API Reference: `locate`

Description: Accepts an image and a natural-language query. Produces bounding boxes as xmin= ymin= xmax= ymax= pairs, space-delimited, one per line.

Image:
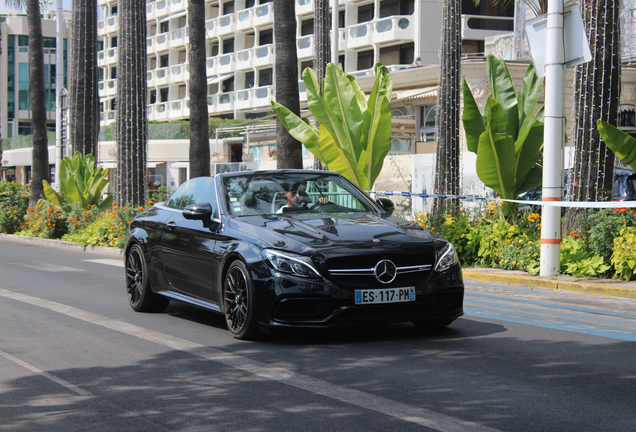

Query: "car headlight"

xmin=435 ymin=243 xmax=459 ymax=272
xmin=262 ymin=249 xmax=322 ymax=278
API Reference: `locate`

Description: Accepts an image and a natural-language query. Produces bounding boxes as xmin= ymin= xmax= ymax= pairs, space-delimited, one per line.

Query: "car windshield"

xmin=222 ymin=172 xmax=376 ymax=216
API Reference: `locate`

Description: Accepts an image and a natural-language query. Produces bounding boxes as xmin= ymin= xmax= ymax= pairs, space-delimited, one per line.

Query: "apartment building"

xmin=92 ymin=0 xmax=514 ymax=188
xmin=0 ymin=10 xmax=71 ymax=183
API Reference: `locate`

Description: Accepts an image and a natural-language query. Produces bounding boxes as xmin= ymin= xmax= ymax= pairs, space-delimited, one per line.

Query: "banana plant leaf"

xmin=597 ymin=120 xmax=636 ymax=171
xmin=476 ymin=97 xmax=517 ymax=201
xmin=517 ymin=63 xmax=544 ymax=137
xmin=514 ymin=117 xmax=544 ymax=192
xmin=487 ymin=55 xmax=519 ymax=142
xmin=316 ymin=124 xmax=368 ymax=189
xmin=461 ymin=77 xmax=485 ymax=153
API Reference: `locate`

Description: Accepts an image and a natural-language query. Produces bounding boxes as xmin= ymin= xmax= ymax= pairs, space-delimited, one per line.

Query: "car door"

xmin=161 ymin=177 xmax=223 ymax=304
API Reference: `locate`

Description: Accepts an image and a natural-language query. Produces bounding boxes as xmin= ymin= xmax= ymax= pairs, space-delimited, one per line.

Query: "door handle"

xmin=167 ymin=221 xmax=177 ymax=231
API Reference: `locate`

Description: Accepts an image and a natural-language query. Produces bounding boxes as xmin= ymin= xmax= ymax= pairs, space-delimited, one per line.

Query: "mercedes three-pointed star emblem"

xmin=373 ymin=259 xmax=397 ymax=284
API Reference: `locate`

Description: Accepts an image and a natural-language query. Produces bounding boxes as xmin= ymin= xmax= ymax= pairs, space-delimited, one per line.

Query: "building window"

xmin=259 ymin=68 xmax=272 ymax=86
xmin=18 ymin=122 xmax=33 ymax=135
xmin=18 ymin=63 xmax=29 ymax=110
xmin=259 ymin=29 xmax=273 ymax=45
xmin=357 ymin=50 xmax=374 ymax=70
xmin=160 ymin=88 xmax=169 ymax=102
xmin=419 ymin=105 xmax=437 ymax=141
xmin=18 ymin=35 xmax=28 ymax=46
xmin=111 ymin=36 xmax=117 ymax=48
xmin=301 ymin=18 xmax=314 ymax=36
xmin=358 ymin=4 xmax=374 ymax=23
xmin=223 ymin=38 xmax=235 ymax=53
xmin=111 ymin=66 xmax=117 ymax=79
xmin=160 ymin=21 xmax=169 ymax=33
xmin=160 ymin=54 xmax=169 ymax=68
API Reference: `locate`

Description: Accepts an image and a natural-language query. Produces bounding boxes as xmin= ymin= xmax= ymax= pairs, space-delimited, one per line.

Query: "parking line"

xmin=0 ymin=287 xmax=501 ymax=432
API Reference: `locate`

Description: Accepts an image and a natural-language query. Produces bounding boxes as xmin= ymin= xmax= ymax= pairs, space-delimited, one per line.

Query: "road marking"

xmin=84 ymin=259 xmax=124 ymax=268
xmin=0 ymin=348 xmax=92 ymax=396
xmin=21 ymin=263 xmax=84 ymax=272
xmin=0 ymin=287 xmax=500 ymax=432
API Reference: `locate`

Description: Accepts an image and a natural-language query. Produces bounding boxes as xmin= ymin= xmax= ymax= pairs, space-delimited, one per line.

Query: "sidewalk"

xmin=463 ymin=268 xmax=636 ymax=300
xmin=2 ymin=233 xmax=636 ymax=300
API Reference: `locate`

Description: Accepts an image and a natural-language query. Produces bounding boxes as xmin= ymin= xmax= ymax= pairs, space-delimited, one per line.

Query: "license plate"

xmin=355 ymin=287 xmax=415 ymax=305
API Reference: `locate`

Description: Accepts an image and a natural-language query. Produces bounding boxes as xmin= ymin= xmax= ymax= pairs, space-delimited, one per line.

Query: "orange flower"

xmin=621 ymin=208 xmax=626 ymax=213
xmin=113 ymin=206 xmax=118 ymax=210
xmin=124 ymin=206 xmax=128 ymax=209
xmin=431 ymin=227 xmax=435 ymax=230
xmin=148 ymin=200 xmax=154 ymax=205
xmin=22 ymin=194 xmax=27 ymax=198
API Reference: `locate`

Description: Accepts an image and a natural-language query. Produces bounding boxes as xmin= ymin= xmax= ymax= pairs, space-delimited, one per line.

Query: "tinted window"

xmin=188 ymin=177 xmax=219 ymax=217
xmin=166 ymin=181 xmax=193 ymax=209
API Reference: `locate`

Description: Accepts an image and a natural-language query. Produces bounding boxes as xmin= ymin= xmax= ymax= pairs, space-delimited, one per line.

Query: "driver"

xmin=277 ymin=182 xmax=309 ymax=213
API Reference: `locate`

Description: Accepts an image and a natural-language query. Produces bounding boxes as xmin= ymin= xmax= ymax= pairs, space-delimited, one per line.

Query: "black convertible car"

xmin=124 ymin=170 xmax=464 ymax=339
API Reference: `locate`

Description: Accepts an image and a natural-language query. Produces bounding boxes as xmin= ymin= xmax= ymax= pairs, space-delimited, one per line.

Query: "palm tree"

xmin=563 ymin=0 xmax=621 ymax=229
xmin=273 ymin=0 xmax=303 ymax=169
xmin=433 ymin=0 xmax=461 ymax=208
xmin=188 ymin=0 xmax=210 ymax=178
xmin=115 ymin=0 xmax=148 ymax=207
xmin=69 ymin=0 xmax=100 ymax=158
xmin=25 ymin=0 xmax=50 ymax=207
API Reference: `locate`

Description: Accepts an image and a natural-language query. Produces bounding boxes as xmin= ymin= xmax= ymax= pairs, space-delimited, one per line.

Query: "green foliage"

xmin=560 ymin=236 xmax=611 ymax=277
xmin=0 ymin=181 xmax=30 ymax=234
xmin=150 ymin=184 xmax=175 ymax=203
xmin=272 ymin=63 xmax=392 ymax=190
xmin=413 ymin=205 xmax=483 ymax=266
xmin=42 ymin=151 xmax=113 ymax=212
xmin=611 ymin=227 xmax=636 ymax=281
xmin=597 ymin=120 xmax=636 ymax=171
xmin=462 ymin=55 xmax=544 ymax=217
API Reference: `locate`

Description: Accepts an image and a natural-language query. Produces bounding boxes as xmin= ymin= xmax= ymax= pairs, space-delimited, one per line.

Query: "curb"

xmin=463 ymin=269 xmax=636 ymax=300
xmin=0 ymin=233 xmax=123 ymax=258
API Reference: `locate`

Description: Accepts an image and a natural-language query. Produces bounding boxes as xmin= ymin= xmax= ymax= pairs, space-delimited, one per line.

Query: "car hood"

xmin=227 ymin=212 xmax=435 ymax=254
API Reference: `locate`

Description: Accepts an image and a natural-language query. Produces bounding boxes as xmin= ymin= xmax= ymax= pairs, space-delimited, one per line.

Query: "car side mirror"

xmin=183 ymin=203 xmax=215 ymax=228
xmin=376 ymin=198 xmax=395 ymax=215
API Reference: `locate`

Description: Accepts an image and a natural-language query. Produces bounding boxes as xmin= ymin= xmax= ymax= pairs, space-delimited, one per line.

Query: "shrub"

xmin=0 ymin=181 xmax=30 ymax=234
xmin=500 ymin=237 xmax=540 ymax=274
xmin=560 ymin=235 xmax=611 ymax=278
xmin=611 ymin=227 xmax=636 ymax=281
xmin=21 ymin=200 xmax=69 ymax=239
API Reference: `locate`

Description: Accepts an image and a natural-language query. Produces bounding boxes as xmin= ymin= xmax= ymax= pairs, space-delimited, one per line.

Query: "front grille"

xmin=323 ymin=253 xmax=434 ymax=287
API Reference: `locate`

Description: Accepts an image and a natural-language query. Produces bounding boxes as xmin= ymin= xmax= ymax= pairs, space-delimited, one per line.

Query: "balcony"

xmin=146 ymin=3 xmax=154 ymax=20
xmin=171 ymin=28 xmax=187 ymax=45
xmin=254 ymin=4 xmax=273 ymax=26
xmin=206 ymin=57 xmax=217 ymax=76
xmin=297 ymin=35 xmax=314 ymax=58
xmin=105 ymin=79 xmax=117 ymax=96
xmin=296 ymin=0 xmax=314 ymax=16
xmin=348 ymin=22 xmax=374 ymax=49
xmin=217 ymin=53 xmax=235 ymax=74
xmin=98 ymin=20 xmax=107 ymax=36
xmin=107 ymin=16 xmax=118 ymax=32
xmin=170 ymin=64 xmax=188 ymax=82
xmin=461 ymin=14 xmax=514 ymax=40
xmin=234 ymin=85 xmax=274 ymax=110
xmin=154 ymin=33 xmax=170 ymax=52
xmin=373 ymin=16 xmax=413 ymax=44
xmin=235 ymin=44 xmax=274 ymax=70
xmin=155 ymin=0 xmax=168 ymax=18
xmin=153 ymin=67 xmax=171 ymax=86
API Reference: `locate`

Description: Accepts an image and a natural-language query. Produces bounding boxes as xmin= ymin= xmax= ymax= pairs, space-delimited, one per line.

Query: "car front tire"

xmin=125 ymin=243 xmax=169 ymax=312
xmin=223 ymin=260 xmax=260 ymax=340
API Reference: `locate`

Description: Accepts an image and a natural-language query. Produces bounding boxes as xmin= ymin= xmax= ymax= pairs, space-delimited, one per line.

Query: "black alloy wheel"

xmin=125 ymin=244 xmax=169 ymax=312
xmin=223 ymin=260 xmax=260 ymax=340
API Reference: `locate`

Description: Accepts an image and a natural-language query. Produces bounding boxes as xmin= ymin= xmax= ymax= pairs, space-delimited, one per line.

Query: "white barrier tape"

xmin=367 ymin=191 xmax=636 ymax=209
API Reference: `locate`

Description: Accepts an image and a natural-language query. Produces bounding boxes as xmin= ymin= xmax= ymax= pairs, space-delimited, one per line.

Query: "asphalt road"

xmin=0 ymin=239 xmax=635 ymax=432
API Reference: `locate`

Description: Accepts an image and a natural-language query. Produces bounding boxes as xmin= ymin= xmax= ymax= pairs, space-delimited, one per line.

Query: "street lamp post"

xmin=540 ymin=0 xmax=566 ymax=276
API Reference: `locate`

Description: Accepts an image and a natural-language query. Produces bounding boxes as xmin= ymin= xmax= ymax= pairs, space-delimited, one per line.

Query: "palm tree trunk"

xmin=116 ymin=0 xmax=148 ymax=207
xmin=274 ymin=0 xmax=303 ymax=169
xmin=564 ymin=0 xmax=620 ymax=231
xmin=188 ymin=0 xmax=210 ymax=178
xmin=70 ymin=0 xmax=100 ymax=157
xmin=434 ymin=0 xmax=462 ymax=210
xmin=27 ymin=0 xmax=50 ymax=206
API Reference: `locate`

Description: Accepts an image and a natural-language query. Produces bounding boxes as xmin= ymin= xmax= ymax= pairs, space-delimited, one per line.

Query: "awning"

xmin=391 ymin=87 xmax=438 ymax=104
xmin=207 ymin=74 xmax=233 ymax=85
xmin=168 ymin=10 xmax=187 ymax=20
xmin=170 ymin=162 xmax=190 ymax=168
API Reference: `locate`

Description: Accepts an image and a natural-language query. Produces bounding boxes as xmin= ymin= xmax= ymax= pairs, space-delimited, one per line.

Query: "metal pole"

xmin=540 ymin=0 xmax=565 ymax=276
xmin=54 ymin=0 xmax=63 ymax=188
xmin=331 ymin=0 xmax=338 ymax=65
